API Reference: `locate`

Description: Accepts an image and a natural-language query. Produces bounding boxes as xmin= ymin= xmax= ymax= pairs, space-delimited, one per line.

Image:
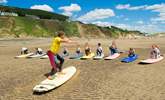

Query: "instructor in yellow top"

xmin=47 ymin=31 xmax=75 ymax=77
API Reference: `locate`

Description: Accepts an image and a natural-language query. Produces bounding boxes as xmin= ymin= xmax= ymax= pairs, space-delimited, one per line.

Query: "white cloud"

xmin=77 ymin=8 xmax=115 ymax=22
xmin=59 ymin=4 xmax=81 ymax=16
xmin=62 ymin=12 xmax=72 ymax=17
xmin=146 ymin=3 xmax=165 ymax=22
xmin=116 ymin=4 xmax=130 ymax=10
xmin=92 ymin=21 xmax=112 ymax=27
xmin=0 ymin=0 xmax=7 ymax=3
xmin=92 ymin=21 xmax=165 ymax=33
xmin=145 ymin=3 xmax=165 ymax=12
xmin=116 ymin=3 xmax=165 ymax=22
xmin=116 ymin=4 xmax=146 ymax=10
xmin=59 ymin=4 xmax=81 ymax=12
xmin=30 ymin=4 xmax=54 ymax=12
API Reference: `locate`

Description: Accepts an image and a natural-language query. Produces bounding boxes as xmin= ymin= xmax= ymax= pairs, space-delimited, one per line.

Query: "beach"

xmin=0 ymin=37 xmax=165 ymax=100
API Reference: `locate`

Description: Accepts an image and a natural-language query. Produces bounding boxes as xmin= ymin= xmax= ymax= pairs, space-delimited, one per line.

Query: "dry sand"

xmin=0 ymin=37 xmax=165 ymax=100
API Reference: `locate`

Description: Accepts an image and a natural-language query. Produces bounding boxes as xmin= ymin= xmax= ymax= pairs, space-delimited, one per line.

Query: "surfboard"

xmin=15 ymin=53 xmax=34 ymax=58
xmin=27 ymin=53 xmax=46 ymax=58
xmin=33 ymin=66 xmax=76 ymax=93
xmin=121 ymin=54 xmax=138 ymax=63
xmin=69 ymin=53 xmax=83 ymax=59
xmin=104 ymin=53 xmax=120 ymax=60
xmin=93 ymin=54 xmax=104 ymax=60
xmin=81 ymin=53 xmax=95 ymax=60
xmin=139 ymin=56 xmax=164 ymax=64
xmin=40 ymin=55 xmax=48 ymax=59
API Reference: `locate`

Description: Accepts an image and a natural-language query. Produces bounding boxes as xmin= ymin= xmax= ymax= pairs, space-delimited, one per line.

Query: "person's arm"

xmin=61 ymin=38 xmax=77 ymax=44
xmin=60 ymin=38 xmax=70 ymax=43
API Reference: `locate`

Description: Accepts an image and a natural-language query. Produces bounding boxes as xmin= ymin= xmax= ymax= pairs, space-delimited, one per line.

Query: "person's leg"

xmin=56 ymin=54 xmax=64 ymax=72
xmin=97 ymin=49 xmax=102 ymax=56
xmin=47 ymin=51 xmax=57 ymax=71
xmin=39 ymin=51 xmax=43 ymax=55
xmin=110 ymin=48 xmax=114 ymax=55
xmin=85 ymin=49 xmax=88 ymax=56
xmin=21 ymin=51 xmax=23 ymax=55
xmin=24 ymin=49 xmax=28 ymax=54
xmin=99 ymin=50 xmax=102 ymax=56
xmin=114 ymin=48 xmax=118 ymax=53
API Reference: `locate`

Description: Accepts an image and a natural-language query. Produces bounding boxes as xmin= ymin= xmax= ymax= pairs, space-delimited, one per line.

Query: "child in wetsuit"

xmin=109 ymin=41 xmax=118 ymax=55
xmin=85 ymin=42 xmax=91 ymax=56
xmin=150 ymin=44 xmax=161 ymax=59
xmin=128 ymin=48 xmax=135 ymax=57
xmin=76 ymin=45 xmax=81 ymax=55
xmin=21 ymin=47 xmax=29 ymax=54
xmin=35 ymin=48 xmax=43 ymax=55
xmin=96 ymin=43 xmax=103 ymax=56
xmin=62 ymin=47 xmax=69 ymax=57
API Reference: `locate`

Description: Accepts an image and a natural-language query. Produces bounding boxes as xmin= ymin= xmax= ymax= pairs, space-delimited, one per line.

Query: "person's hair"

xmin=57 ymin=31 xmax=65 ymax=37
xmin=130 ymin=48 xmax=133 ymax=50
xmin=98 ymin=43 xmax=101 ymax=46
xmin=152 ymin=44 xmax=159 ymax=49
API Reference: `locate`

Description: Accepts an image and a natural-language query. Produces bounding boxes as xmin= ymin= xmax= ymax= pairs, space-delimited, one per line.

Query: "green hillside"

xmin=0 ymin=5 xmax=145 ymax=38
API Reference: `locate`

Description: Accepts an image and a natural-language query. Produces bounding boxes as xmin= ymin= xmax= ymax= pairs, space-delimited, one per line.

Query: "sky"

xmin=0 ymin=0 xmax=165 ymax=33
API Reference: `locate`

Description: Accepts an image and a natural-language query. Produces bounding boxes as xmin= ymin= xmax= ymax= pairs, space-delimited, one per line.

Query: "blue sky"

xmin=0 ymin=0 xmax=165 ymax=33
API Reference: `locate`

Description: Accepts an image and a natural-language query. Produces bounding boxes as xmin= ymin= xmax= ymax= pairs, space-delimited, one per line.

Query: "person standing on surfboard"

xmin=96 ymin=43 xmax=103 ymax=56
xmin=109 ymin=41 xmax=118 ymax=55
xmin=47 ymin=31 xmax=75 ymax=77
xmin=150 ymin=44 xmax=161 ymax=59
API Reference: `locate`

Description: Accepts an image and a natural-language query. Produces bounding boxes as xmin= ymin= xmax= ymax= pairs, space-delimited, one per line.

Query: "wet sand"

xmin=0 ymin=37 xmax=165 ymax=100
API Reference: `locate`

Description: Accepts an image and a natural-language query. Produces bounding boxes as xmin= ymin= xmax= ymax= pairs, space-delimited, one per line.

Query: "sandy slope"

xmin=0 ymin=37 xmax=165 ymax=100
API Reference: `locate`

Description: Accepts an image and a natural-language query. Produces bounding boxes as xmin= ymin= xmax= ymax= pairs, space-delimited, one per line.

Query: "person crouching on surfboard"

xmin=109 ymin=41 xmax=118 ymax=55
xmin=128 ymin=48 xmax=135 ymax=57
xmin=62 ymin=46 xmax=69 ymax=57
xmin=96 ymin=43 xmax=103 ymax=56
xmin=35 ymin=48 xmax=43 ymax=55
xmin=21 ymin=47 xmax=29 ymax=55
xmin=150 ymin=44 xmax=161 ymax=59
xmin=85 ymin=42 xmax=91 ymax=56
xmin=47 ymin=31 xmax=75 ymax=77
xmin=76 ymin=45 xmax=81 ymax=55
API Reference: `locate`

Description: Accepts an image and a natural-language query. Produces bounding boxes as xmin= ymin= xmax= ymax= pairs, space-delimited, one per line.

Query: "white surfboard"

xmin=93 ymin=54 xmax=104 ymax=60
xmin=28 ymin=53 xmax=46 ymax=58
xmin=140 ymin=56 xmax=164 ymax=64
xmin=40 ymin=55 xmax=48 ymax=59
xmin=104 ymin=53 xmax=120 ymax=60
xmin=33 ymin=66 xmax=76 ymax=93
xmin=15 ymin=53 xmax=34 ymax=58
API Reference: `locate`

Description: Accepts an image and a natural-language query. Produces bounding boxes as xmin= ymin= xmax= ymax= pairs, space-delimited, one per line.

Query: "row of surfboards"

xmin=15 ymin=52 xmax=164 ymax=64
xmin=30 ymin=53 xmax=164 ymax=93
xmin=33 ymin=54 xmax=164 ymax=93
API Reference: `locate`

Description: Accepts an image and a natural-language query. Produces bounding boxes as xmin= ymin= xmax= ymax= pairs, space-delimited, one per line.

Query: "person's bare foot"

xmin=47 ymin=75 xmax=53 ymax=80
xmin=47 ymin=75 xmax=56 ymax=80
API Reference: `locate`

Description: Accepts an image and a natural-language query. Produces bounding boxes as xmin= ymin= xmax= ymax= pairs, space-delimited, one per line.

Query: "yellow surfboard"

xmin=81 ymin=53 xmax=95 ymax=60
